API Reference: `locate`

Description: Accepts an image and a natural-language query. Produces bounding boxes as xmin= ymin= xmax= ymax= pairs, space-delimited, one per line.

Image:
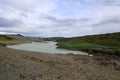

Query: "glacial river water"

xmin=7 ymin=41 xmax=88 ymax=55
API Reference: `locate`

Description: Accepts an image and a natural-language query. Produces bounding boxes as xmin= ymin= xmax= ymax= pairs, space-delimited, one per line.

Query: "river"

xmin=7 ymin=41 xmax=88 ymax=55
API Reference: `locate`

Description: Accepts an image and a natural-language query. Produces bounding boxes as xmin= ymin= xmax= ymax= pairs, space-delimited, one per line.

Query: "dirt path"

xmin=0 ymin=47 xmax=120 ymax=80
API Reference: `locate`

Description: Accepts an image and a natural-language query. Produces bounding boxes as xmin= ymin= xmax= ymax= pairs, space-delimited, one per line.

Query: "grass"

xmin=57 ymin=42 xmax=115 ymax=50
xmin=0 ymin=35 xmax=14 ymax=41
xmin=0 ymin=35 xmax=29 ymax=45
xmin=56 ymin=32 xmax=120 ymax=51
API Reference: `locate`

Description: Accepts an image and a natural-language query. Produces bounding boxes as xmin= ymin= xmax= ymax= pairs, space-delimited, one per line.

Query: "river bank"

xmin=0 ymin=46 xmax=120 ymax=80
xmin=56 ymin=32 xmax=120 ymax=57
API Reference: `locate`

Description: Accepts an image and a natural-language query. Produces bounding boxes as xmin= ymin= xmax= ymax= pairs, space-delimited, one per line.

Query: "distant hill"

xmin=0 ymin=34 xmax=41 ymax=42
xmin=42 ymin=37 xmax=64 ymax=41
xmin=56 ymin=32 xmax=120 ymax=56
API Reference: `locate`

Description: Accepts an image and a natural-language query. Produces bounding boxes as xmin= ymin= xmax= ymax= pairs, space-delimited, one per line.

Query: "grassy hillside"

xmin=0 ymin=34 xmax=43 ymax=46
xmin=0 ymin=34 xmax=41 ymax=41
xmin=56 ymin=32 xmax=120 ymax=52
xmin=0 ymin=35 xmax=14 ymax=41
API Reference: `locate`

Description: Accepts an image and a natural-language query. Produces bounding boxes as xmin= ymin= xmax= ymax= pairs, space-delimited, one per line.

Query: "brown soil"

xmin=0 ymin=47 xmax=120 ymax=80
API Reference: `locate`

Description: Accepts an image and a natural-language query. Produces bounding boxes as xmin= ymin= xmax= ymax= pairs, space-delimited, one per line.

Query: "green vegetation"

xmin=56 ymin=32 xmax=120 ymax=51
xmin=0 ymin=35 xmax=14 ymax=41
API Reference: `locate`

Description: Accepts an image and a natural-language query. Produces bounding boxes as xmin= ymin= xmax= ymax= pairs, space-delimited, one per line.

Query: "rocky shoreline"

xmin=83 ymin=48 xmax=120 ymax=57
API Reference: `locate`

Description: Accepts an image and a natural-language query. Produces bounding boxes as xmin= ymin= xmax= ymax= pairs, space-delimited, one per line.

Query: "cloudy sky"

xmin=0 ymin=0 xmax=120 ymax=37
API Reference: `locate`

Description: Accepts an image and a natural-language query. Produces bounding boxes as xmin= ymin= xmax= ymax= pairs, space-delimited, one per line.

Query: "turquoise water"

xmin=7 ymin=41 xmax=88 ymax=55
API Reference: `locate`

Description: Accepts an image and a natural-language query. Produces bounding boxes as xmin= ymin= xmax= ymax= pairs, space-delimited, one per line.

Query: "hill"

xmin=0 ymin=34 xmax=42 ymax=46
xmin=0 ymin=35 xmax=14 ymax=41
xmin=56 ymin=32 xmax=120 ymax=56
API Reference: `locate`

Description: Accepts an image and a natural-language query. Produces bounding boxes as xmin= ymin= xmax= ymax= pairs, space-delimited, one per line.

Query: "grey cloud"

xmin=17 ymin=12 xmax=29 ymax=18
xmin=103 ymin=0 xmax=120 ymax=6
xmin=92 ymin=26 xmax=120 ymax=35
xmin=0 ymin=0 xmax=39 ymax=11
xmin=93 ymin=17 xmax=120 ymax=26
xmin=86 ymin=0 xmax=120 ymax=6
xmin=0 ymin=30 xmax=43 ymax=37
xmin=40 ymin=15 xmax=90 ymax=27
xmin=0 ymin=17 xmax=22 ymax=27
xmin=42 ymin=15 xmax=90 ymax=22
xmin=54 ymin=18 xmax=90 ymax=27
xmin=42 ymin=16 xmax=57 ymax=21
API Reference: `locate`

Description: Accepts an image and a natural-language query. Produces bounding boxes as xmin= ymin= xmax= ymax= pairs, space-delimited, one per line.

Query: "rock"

xmin=113 ymin=61 xmax=120 ymax=70
xmin=0 ymin=43 xmax=6 ymax=47
xmin=85 ymin=48 xmax=120 ymax=57
xmin=89 ymin=55 xmax=93 ymax=57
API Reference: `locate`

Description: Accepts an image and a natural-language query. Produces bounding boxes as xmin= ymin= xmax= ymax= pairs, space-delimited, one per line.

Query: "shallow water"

xmin=7 ymin=41 xmax=88 ymax=55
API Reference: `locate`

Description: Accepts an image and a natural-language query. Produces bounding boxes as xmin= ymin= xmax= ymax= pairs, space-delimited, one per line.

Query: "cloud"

xmin=39 ymin=15 xmax=90 ymax=27
xmin=93 ymin=16 xmax=120 ymax=26
xmin=0 ymin=0 xmax=41 ymax=10
xmin=91 ymin=16 xmax=120 ymax=34
xmin=0 ymin=0 xmax=56 ymax=14
xmin=86 ymin=0 xmax=120 ymax=6
xmin=0 ymin=17 xmax=22 ymax=27
xmin=0 ymin=0 xmax=120 ymax=37
xmin=92 ymin=25 xmax=120 ymax=34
